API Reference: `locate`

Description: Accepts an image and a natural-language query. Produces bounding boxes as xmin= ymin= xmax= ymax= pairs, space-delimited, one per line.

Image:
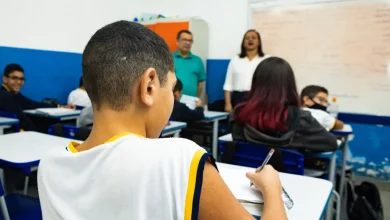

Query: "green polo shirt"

xmin=173 ymin=51 xmax=206 ymax=97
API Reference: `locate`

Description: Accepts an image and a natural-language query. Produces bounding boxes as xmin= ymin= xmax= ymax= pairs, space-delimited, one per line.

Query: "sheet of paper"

xmin=180 ymin=94 xmax=199 ymax=110
xmin=36 ymin=108 xmax=76 ymax=115
xmin=219 ymin=167 xmax=264 ymax=203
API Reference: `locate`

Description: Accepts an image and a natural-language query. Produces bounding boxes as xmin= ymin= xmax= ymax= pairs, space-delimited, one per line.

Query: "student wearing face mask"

xmin=301 ymin=85 xmax=344 ymax=131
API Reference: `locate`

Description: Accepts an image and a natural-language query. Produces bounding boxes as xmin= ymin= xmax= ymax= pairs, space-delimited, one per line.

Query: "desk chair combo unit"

xmin=218 ymin=138 xmax=341 ymax=220
xmin=0 ymin=111 xmax=20 ymax=135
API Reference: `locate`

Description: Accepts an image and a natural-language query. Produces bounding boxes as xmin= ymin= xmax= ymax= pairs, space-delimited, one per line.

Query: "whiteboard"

xmin=250 ymin=0 xmax=390 ymax=116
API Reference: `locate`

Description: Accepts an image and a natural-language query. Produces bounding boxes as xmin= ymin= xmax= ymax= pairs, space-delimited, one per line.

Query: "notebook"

xmin=180 ymin=94 xmax=199 ymax=110
xmin=218 ymin=165 xmax=294 ymax=210
xmin=36 ymin=108 xmax=76 ymax=116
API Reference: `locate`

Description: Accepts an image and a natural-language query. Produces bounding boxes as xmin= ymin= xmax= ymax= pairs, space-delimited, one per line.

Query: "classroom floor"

xmin=20 ymin=175 xmax=390 ymax=219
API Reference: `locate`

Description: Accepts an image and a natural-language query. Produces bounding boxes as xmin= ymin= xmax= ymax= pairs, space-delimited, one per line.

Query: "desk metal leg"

xmin=338 ymin=137 xmax=348 ymax=199
xmin=326 ymin=153 xmax=337 ymax=220
xmin=23 ymin=176 xmax=29 ymax=195
xmin=173 ymin=130 xmax=180 ymax=137
xmin=212 ymin=120 xmax=219 ymax=159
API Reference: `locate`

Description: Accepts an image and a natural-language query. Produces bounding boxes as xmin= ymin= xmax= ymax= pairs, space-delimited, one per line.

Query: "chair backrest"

xmin=219 ymin=141 xmax=304 ymax=175
xmin=48 ymin=124 xmax=91 ymax=141
xmin=0 ymin=111 xmax=20 ymax=132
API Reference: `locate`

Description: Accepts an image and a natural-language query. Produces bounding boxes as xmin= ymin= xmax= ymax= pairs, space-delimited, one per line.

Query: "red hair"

xmin=234 ymin=57 xmax=299 ymax=133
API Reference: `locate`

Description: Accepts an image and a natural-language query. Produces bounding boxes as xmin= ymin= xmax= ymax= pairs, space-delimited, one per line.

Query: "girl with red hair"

xmin=230 ymin=57 xmax=337 ymax=171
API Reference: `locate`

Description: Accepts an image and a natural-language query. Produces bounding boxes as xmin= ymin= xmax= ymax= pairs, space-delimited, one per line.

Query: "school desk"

xmin=203 ymin=111 xmax=229 ymax=158
xmin=161 ymin=121 xmax=187 ymax=137
xmin=23 ymin=109 xmax=81 ymax=121
xmin=331 ymin=124 xmax=353 ymax=200
xmin=0 ymin=117 xmax=19 ymax=135
xmin=217 ymin=162 xmax=333 ymax=220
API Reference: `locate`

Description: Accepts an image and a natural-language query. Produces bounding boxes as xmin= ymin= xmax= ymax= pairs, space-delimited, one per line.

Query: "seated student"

xmin=300 ymin=85 xmax=344 ymax=130
xmin=67 ymin=76 xmax=91 ymax=107
xmin=171 ymin=79 xmax=204 ymax=123
xmin=0 ymin=64 xmax=73 ymax=131
xmin=38 ymin=21 xmax=287 ymax=220
xmin=76 ymin=105 xmax=93 ymax=127
xmin=230 ymin=57 xmax=337 ymax=170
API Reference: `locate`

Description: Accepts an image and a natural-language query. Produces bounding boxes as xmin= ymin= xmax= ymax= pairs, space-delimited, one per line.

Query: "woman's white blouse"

xmin=223 ymin=54 xmax=271 ymax=92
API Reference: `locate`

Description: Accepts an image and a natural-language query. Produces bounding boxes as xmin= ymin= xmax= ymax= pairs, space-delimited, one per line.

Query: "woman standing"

xmin=223 ymin=29 xmax=270 ymax=113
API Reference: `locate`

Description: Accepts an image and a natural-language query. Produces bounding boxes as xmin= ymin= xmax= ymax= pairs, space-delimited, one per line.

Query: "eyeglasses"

xmin=180 ymin=38 xmax=193 ymax=43
xmin=7 ymin=76 xmax=25 ymax=81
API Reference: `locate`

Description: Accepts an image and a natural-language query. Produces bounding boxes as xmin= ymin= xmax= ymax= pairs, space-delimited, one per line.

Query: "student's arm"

xmin=199 ymin=162 xmax=287 ymax=220
xmin=299 ymin=111 xmax=338 ymax=152
xmin=332 ymin=119 xmax=344 ymax=130
xmin=197 ymin=59 xmax=207 ymax=98
xmin=223 ymin=59 xmax=234 ymax=112
xmin=173 ymin=101 xmax=204 ymax=122
xmin=20 ymin=94 xmax=57 ymax=110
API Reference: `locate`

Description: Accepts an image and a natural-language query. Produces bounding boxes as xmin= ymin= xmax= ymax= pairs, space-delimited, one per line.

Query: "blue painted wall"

xmin=0 ymin=46 xmax=82 ymax=104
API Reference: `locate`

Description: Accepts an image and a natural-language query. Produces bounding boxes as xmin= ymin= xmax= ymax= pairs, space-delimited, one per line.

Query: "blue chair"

xmin=219 ymin=141 xmax=304 ymax=175
xmin=0 ymin=178 xmax=42 ymax=220
xmin=0 ymin=111 xmax=20 ymax=132
xmin=48 ymin=124 xmax=91 ymax=141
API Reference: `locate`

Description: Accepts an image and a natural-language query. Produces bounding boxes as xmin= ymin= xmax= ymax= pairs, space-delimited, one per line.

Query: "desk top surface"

xmin=23 ymin=109 xmax=81 ymax=118
xmin=204 ymin=111 xmax=229 ymax=120
xmin=0 ymin=132 xmax=75 ymax=166
xmin=217 ymin=162 xmax=332 ymax=220
xmin=0 ymin=117 xmax=19 ymax=126
xmin=331 ymin=124 xmax=353 ymax=135
xmin=163 ymin=121 xmax=187 ymax=133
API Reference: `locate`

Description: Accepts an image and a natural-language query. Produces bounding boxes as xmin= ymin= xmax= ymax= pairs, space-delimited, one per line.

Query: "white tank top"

xmin=38 ymin=133 xmax=213 ymax=220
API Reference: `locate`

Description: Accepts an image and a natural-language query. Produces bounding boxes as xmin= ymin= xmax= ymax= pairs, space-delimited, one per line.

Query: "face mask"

xmin=309 ymin=102 xmax=328 ymax=112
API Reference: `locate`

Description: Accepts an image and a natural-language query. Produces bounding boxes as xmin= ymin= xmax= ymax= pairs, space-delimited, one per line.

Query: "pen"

xmin=250 ymin=149 xmax=275 ymax=187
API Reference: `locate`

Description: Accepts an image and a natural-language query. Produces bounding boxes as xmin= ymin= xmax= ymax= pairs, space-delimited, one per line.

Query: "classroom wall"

xmin=0 ymin=0 xmax=249 ymax=103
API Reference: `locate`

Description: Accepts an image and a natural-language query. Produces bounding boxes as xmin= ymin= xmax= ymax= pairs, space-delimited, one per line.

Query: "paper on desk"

xmin=180 ymin=95 xmax=199 ymax=110
xmin=219 ymin=166 xmax=294 ymax=210
xmin=219 ymin=168 xmax=264 ymax=203
xmin=36 ymin=108 xmax=75 ymax=115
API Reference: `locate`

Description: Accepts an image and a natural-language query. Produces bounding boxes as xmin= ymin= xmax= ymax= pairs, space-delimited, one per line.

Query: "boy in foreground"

xmin=301 ymin=85 xmax=344 ymax=131
xmin=38 ymin=21 xmax=287 ymax=220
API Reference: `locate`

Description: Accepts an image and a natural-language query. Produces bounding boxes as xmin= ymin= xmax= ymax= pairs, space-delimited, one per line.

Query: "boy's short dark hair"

xmin=82 ymin=20 xmax=174 ymax=110
xmin=79 ymin=77 xmax=83 ymax=87
xmin=176 ymin=30 xmax=192 ymax=40
xmin=173 ymin=79 xmax=183 ymax=92
xmin=300 ymin=85 xmax=329 ymax=103
xmin=4 ymin=64 xmax=24 ymax=77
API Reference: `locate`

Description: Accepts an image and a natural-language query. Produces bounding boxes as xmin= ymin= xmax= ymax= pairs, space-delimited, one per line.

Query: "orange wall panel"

xmin=153 ymin=22 xmax=189 ymax=52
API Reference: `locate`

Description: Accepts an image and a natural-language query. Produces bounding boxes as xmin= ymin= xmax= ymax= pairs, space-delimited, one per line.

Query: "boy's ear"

xmin=302 ymin=96 xmax=311 ymax=105
xmin=139 ymin=68 xmax=158 ymax=107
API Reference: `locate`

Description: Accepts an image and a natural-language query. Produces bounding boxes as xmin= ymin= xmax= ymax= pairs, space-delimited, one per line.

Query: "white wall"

xmin=0 ymin=0 xmax=249 ymax=59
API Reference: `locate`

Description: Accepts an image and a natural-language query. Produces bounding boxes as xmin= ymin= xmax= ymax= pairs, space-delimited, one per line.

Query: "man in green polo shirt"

xmin=173 ymin=30 xmax=206 ymax=98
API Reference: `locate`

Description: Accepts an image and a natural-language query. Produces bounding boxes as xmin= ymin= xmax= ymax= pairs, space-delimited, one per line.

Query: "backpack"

xmin=340 ymin=172 xmax=384 ymax=220
xmin=347 ymin=181 xmax=384 ymax=220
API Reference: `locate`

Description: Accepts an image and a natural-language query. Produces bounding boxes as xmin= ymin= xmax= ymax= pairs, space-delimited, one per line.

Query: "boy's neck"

xmin=77 ymin=109 xmax=147 ymax=152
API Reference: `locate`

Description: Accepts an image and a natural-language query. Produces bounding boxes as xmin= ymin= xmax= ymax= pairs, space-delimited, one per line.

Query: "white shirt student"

xmin=67 ymin=77 xmax=91 ymax=107
xmin=302 ymin=107 xmax=336 ymax=131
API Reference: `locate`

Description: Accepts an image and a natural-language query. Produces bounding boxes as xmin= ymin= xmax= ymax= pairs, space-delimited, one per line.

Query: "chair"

xmin=219 ymin=141 xmax=304 ymax=175
xmin=0 ymin=111 xmax=20 ymax=132
xmin=0 ymin=172 xmax=42 ymax=220
xmin=48 ymin=124 xmax=91 ymax=141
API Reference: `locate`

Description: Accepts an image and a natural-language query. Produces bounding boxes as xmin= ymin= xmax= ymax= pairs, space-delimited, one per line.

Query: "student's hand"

xmin=224 ymin=102 xmax=233 ymax=113
xmin=61 ymin=104 xmax=76 ymax=110
xmin=246 ymin=165 xmax=282 ymax=197
xmin=196 ymin=99 xmax=203 ymax=107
